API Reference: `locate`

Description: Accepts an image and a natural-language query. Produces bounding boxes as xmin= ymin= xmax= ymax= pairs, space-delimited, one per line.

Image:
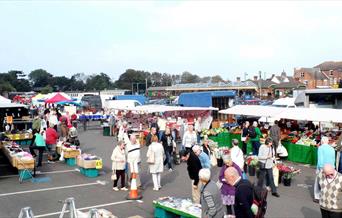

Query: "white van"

xmin=104 ymin=99 xmax=142 ymax=110
xmin=272 ymin=97 xmax=297 ymax=108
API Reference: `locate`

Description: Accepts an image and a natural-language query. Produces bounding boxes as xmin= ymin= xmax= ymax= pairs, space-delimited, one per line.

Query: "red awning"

xmin=45 ymin=93 xmax=71 ymax=104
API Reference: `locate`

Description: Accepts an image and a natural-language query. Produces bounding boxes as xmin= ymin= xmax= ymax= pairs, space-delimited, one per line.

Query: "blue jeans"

xmin=251 ymin=141 xmax=261 ymax=155
xmin=163 ymin=147 xmax=173 ymax=169
xmin=158 ymin=131 xmax=164 ymax=140
xmin=258 ymin=168 xmax=277 ymax=193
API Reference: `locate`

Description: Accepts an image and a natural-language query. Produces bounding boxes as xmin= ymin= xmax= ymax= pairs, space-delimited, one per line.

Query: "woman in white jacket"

xmin=124 ymin=134 xmax=141 ymax=187
xmin=111 ymin=141 xmax=128 ymax=191
xmin=147 ymin=136 xmax=164 ymax=191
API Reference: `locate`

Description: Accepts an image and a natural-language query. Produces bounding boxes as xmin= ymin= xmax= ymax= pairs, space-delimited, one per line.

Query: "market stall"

xmin=219 ymin=105 xmax=342 ymax=166
xmin=0 ymin=141 xmax=35 ymax=179
xmin=154 ymin=197 xmax=201 ymax=218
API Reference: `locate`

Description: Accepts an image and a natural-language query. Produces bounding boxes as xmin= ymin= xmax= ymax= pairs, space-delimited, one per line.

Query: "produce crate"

xmin=77 ymin=157 xmax=102 ymax=169
xmin=65 ymin=158 xmax=77 ymax=166
xmin=80 ymin=167 xmax=99 ymax=178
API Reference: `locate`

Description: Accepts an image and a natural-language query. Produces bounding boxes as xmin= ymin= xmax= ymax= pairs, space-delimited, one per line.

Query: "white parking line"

xmin=0 ymin=169 xmax=78 ymax=179
xmin=0 ymin=181 xmax=105 ymax=197
xmin=34 ymin=200 xmax=133 ymax=217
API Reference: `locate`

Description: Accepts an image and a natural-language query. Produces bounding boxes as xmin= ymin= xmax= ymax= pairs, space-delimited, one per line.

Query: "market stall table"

xmin=153 ymin=197 xmax=201 ymax=218
xmin=281 ymin=141 xmax=317 ymax=166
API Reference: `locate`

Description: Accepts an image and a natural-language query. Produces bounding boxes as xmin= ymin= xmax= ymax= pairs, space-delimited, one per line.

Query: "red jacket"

xmin=46 ymin=127 xmax=58 ymax=145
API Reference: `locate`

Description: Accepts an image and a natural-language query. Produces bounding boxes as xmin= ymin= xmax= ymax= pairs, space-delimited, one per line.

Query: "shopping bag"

xmin=111 ymin=170 xmax=117 ymax=180
xmin=59 ymin=150 xmax=64 ymax=161
xmin=210 ymin=153 xmax=217 ymax=167
xmin=277 ymin=142 xmax=288 ymax=157
xmin=273 ymin=166 xmax=279 ymax=187
xmin=147 ymin=150 xmax=155 ymax=164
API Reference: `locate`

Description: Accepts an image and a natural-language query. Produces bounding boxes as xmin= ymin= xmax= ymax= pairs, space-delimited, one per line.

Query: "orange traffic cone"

xmin=126 ymin=172 xmax=142 ymax=200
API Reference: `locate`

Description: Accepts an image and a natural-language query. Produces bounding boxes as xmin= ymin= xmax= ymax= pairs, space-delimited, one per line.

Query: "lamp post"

xmin=259 ymin=71 xmax=262 ymax=99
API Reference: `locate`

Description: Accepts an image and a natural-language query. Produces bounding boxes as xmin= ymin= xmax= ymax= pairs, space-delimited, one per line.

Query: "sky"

xmin=1 ymin=1 xmax=342 ymax=81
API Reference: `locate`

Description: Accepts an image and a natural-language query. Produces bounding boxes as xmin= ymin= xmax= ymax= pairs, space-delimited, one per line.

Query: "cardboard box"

xmin=63 ymin=149 xmax=80 ymax=158
xmin=14 ymin=157 xmax=35 ymax=169
xmin=77 ymin=158 xmax=101 ymax=169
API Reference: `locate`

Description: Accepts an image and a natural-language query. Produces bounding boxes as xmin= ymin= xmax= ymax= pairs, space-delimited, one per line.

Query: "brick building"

xmin=294 ymin=61 xmax=342 ymax=89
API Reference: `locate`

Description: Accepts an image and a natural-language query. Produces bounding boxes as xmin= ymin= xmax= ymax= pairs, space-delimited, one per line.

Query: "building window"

xmin=330 ymin=71 xmax=334 ymax=76
xmin=301 ymin=72 xmax=305 ymax=77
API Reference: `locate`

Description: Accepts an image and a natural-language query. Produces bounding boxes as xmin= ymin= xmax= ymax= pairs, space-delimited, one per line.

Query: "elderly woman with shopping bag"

xmin=146 ymin=136 xmax=164 ymax=191
xmin=111 ymin=140 xmax=128 ymax=191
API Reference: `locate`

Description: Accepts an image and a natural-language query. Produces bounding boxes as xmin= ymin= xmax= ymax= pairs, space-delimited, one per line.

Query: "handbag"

xmin=111 ymin=170 xmax=117 ymax=180
xmin=147 ymin=149 xmax=155 ymax=164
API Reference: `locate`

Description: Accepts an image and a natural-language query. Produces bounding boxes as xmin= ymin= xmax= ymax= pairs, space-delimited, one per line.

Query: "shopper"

xmin=145 ymin=127 xmax=157 ymax=147
xmin=269 ymin=120 xmax=281 ymax=155
xmin=161 ymin=127 xmax=176 ymax=172
xmin=201 ymin=137 xmax=211 ymax=157
xmin=182 ymin=124 xmax=197 ymax=152
xmin=224 ymin=167 xmax=254 ymax=218
xmin=147 ymin=136 xmax=164 ymax=191
xmin=45 ymin=122 xmax=58 ymax=161
xmin=249 ymin=121 xmax=262 ymax=155
xmin=32 ymin=112 xmax=42 ymax=133
xmin=49 ymin=110 xmax=59 ymax=131
xmin=193 ymin=145 xmax=211 ymax=169
xmin=111 ymin=140 xmax=128 ymax=191
xmin=199 ymin=168 xmax=225 ymax=218
xmin=108 ymin=113 xmax=116 ymax=137
xmin=195 ymin=117 xmax=203 ymax=143
xmin=314 ymin=136 xmax=336 ymax=202
xmin=318 ymin=164 xmax=342 ymax=218
xmin=219 ymin=155 xmax=242 ymax=215
xmin=125 ymin=134 xmax=141 ymax=188
xmin=29 ymin=130 xmax=46 ymax=167
xmin=230 ymin=139 xmax=244 ymax=171
xmin=258 ymin=138 xmax=280 ymax=197
xmin=180 ymin=149 xmax=202 ymax=204
xmin=241 ymin=121 xmax=250 ymax=155
xmin=59 ymin=115 xmax=69 ymax=141
xmin=118 ymin=121 xmax=128 ymax=141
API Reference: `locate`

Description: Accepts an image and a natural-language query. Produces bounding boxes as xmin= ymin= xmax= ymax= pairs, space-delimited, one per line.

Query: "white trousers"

xmin=152 ymin=173 xmax=161 ymax=190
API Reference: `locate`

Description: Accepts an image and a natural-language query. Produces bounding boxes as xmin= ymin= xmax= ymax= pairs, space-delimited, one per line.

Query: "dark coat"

xmin=234 ymin=179 xmax=254 ymax=218
xmin=187 ymin=151 xmax=202 ymax=186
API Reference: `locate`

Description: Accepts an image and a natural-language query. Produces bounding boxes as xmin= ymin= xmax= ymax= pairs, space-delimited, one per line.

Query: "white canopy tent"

xmin=219 ymin=105 xmax=285 ymax=118
xmin=109 ymin=105 xmax=218 ymax=113
xmin=0 ymin=96 xmax=11 ymax=104
xmin=0 ymin=102 xmax=27 ymax=108
xmin=219 ymin=105 xmax=342 ymax=123
xmin=274 ymin=107 xmax=342 ymax=123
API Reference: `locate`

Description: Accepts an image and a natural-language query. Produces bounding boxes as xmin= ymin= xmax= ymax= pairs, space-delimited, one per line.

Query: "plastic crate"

xmin=80 ymin=168 xmax=99 ymax=178
xmin=65 ymin=158 xmax=76 ymax=166
xmin=19 ymin=170 xmax=32 ymax=181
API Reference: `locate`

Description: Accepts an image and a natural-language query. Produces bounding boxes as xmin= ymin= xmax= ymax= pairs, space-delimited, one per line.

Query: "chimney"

xmin=236 ymin=77 xmax=241 ymax=82
xmin=253 ymin=76 xmax=258 ymax=81
xmin=281 ymin=71 xmax=286 ymax=77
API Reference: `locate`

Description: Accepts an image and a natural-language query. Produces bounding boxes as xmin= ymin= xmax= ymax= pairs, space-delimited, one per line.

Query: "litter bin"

xmin=103 ymin=126 xmax=110 ymax=136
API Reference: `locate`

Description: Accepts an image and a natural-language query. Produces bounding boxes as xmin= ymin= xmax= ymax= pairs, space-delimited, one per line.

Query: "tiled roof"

xmin=315 ymin=61 xmax=342 ymax=71
xmin=272 ymin=82 xmax=306 ymax=89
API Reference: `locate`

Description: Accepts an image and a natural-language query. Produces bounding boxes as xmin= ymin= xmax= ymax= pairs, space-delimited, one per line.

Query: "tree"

xmin=180 ymin=71 xmax=201 ymax=83
xmin=150 ymin=72 xmax=163 ymax=86
xmin=200 ymin=76 xmax=211 ymax=83
xmin=161 ymin=73 xmax=172 ymax=86
xmin=85 ymin=73 xmax=113 ymax=91
xmin=41 ymin=85 xmax=53 ymax=94
xmin=0 ymin=71 xmax=31 ymax=92
xmin=52 ymin=76 xmax=72 ymax=91
xmin=211 ymin=75 xmax=225 ymax=83
xmin=70 ymin=73 xmax=86 ymax=91
xmin=29 ymin=69 xmax=53 ymax=88
xmin=0 ymin=81 xmax=15 ymax=94
xmin=114 ymin=69 xmax=150 ymax=90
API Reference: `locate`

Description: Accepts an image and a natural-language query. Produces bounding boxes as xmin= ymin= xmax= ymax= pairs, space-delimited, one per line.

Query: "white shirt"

xmin=49 ymin=115 xmax=58 ymax=126
xmin=231 ymin=146 xmax=244 ymax=170
xmin=182 ymin=131 xmax=197 ymax=148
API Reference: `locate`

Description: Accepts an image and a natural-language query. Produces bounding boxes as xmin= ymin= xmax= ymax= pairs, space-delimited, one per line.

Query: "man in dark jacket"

xmin=145 ymin=127 xmax=157 ymax=147
xmin=180 ymin=149 xmax=202 ymax=204
xmin=225 ymin=167 xmax=254 ymax=218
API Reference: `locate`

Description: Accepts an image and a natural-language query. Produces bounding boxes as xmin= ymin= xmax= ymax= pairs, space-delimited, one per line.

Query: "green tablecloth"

xmin=281 ymin=141 xmax=317 ymax=166
xmin=209 ymin=132 xmax=253 ymax=154
xmin=209 ymin=133 xmax=317 ymax=165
